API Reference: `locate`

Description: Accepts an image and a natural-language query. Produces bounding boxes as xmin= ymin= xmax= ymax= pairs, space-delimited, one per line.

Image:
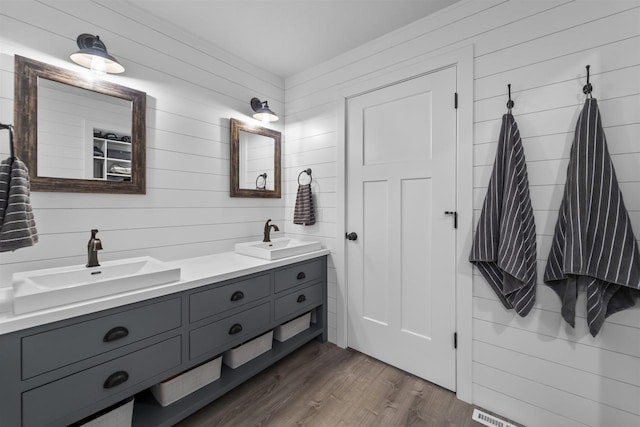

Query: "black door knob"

xmin=346 ymin=232 xmax=358 ymax=241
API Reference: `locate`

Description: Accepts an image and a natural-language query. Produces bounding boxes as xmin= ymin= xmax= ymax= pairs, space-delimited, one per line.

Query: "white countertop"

xmin=0 ymin=249 xmax=330 ymax=335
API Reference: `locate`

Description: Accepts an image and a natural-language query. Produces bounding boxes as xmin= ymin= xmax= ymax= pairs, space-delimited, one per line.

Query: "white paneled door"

xmin=346 ymin=66 xmax=457 ymax=391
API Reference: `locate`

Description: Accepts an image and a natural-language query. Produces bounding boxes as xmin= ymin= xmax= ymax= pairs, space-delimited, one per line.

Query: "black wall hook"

xmin=506 ymin=84 xmax=514 ymax=111
xmin=583 ymin=65 xmax=593 ymax=96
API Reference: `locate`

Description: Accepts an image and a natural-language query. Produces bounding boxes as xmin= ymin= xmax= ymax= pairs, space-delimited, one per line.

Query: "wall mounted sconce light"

xmin=250 ymin=97 xmax=278 ymax=122
xmin=70 ymin=33 xmax=124 ymax=75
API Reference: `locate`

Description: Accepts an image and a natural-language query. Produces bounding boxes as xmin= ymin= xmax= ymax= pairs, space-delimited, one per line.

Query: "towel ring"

xmin=298 ymin=168 xmax=312 ymax=185
xmin=256 ymin=172 xmax=267 ymax=190
xmin=0 ymin=123 xmax=14 ymax=160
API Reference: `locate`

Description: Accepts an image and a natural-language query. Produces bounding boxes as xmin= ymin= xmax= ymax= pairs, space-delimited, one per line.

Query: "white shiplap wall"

xmin=0 ymin=0 xmax=285 ymax=285
xmin=284 ymin=1 xmax=640 ymax=426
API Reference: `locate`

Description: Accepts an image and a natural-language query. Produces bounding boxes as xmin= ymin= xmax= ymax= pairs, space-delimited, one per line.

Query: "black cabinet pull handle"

xmin=228 ymin=323 xmax=243 ymax=335
xmin=103 ymin=371 xmax=129 ymax=389
xmin=230 ymin=291 xmax=245 ymax=301
xmin=297 ymin=272 xmax=306 ymax=280
xmin=297 ymin=294 xmax=306 ymax=303
xmin=103 ymin=326 xmax=129 ymax=342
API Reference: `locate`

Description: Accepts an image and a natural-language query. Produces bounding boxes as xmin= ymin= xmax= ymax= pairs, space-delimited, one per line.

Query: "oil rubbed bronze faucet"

xmin=263 ymin=219 xmax=279 ymax=243
xmin=87 ymin=229 xmax=103 ymax=267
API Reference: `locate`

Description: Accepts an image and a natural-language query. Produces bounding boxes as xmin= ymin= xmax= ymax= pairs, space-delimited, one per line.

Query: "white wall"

xmin=0 ymin=0 xmax=285 ymax=285
xmin=284 ymin=1 xmax=640 ymax=426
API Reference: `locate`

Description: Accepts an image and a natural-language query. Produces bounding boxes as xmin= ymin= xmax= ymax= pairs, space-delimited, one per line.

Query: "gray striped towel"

xmin=470 ymin=113 xmax=537 ymax=316
xmin=293 ymin=184 xmax=315 ymax=225
xmin=544 ymin=98 xmax=640 ymax=336
xmin=0 ymin=157 xmax=38 ymax=252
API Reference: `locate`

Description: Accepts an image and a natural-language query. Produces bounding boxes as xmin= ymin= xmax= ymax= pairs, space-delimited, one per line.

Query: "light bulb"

xmin=90 ymin=56 xmax=106 ymax=76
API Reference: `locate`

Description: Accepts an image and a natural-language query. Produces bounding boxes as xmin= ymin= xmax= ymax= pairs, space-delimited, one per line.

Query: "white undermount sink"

xmin=12 ymin=256 xmax=181 ymax=314
xmin=235 ymin=238 xmax=322 ymax=260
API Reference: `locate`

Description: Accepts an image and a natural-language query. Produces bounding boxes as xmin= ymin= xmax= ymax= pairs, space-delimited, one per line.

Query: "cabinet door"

xmin=189 ymin=274 xmax=270 ymax=323
xmin=22 ymin=336 xmax=181 ymax=427
xmin=189 ymin=303 xmax=270 ymax=360
xmin=274 ymin=259 xmax=324 ymax=293
xmin=22 ymin=298 xmax=181 ymax=379
xmin=274 ymin=282 xmax=323 ymax=322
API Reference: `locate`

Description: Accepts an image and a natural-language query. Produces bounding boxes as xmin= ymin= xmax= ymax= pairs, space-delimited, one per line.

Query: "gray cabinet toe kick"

xmin=0 ymin=255 xmax=327 ymax=427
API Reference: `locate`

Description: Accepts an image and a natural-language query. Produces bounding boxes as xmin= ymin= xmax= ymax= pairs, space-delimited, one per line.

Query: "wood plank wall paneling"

xmin=0 ymin=0 xmax=285 ymax=284
xmin=1 ymin=0 xmax=639 ymax=424
xmin=283 ymin=0 xmax=640 ymax=426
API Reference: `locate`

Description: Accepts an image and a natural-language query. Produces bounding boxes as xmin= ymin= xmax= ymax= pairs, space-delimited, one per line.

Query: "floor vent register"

xmin=472 ymin=409 xmax=518 ymax=427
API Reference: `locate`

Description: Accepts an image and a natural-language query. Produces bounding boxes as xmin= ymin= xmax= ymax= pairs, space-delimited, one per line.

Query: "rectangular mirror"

xmin=230 ymin=118 xmax=281 ymax=198
xmin=14 ymin=55 xmax=146 ymax=194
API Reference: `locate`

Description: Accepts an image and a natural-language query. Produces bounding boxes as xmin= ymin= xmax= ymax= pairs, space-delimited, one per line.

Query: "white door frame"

xmin=334 ymin=44 xmax=474 ymax=402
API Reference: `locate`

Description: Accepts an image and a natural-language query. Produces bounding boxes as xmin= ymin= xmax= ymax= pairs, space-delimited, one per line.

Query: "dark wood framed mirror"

xmin=14 ymin=55 xmax=146 ymax=194
xmin=230 ymin=118 xmax=281 ymax=198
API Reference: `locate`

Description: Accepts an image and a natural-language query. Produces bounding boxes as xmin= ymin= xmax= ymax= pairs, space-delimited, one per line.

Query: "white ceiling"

xmin=121 ymin=0 xmax=461 ymax=79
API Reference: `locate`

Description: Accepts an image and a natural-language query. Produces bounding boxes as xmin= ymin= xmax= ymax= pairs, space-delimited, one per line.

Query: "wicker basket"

xmin=151 ymin=356 xmax=222 ymax=407
xmin=274 ymin=312 xmax=311 ymax=342
xmin=79 ymin=398 xmax=134 ymax=427
xmin=223 ymin=331 xmax=273 ymax=369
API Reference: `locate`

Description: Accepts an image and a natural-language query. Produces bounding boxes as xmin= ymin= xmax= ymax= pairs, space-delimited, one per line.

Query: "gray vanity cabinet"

xmin=0 ymin=256 xmax=327 ymax=427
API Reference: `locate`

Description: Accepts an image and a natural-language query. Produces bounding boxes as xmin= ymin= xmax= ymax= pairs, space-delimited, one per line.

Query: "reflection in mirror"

xmin=37 ymin=79 xmax=132 ymax=181
xmin=230 ymin=119 xmax=281 ymax=198
xmin=238 ymin=130 xmax=275 ymax=191
xmin=14 ymin=55 xmax=146 ymax=194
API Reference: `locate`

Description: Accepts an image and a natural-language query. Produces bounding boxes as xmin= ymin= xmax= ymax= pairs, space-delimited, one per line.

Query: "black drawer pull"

xmin=103 ymin=326 xmax=129 ymax=342
xmin=230 ymin=291 xmax=245 ymax=302
xmin=297 ymin=272 xmax=306 ymax=280
xmin=297 ymin=294 xmax=306 ymax=303
xmin=228 ymin=323 xmax=243 ymax=335
xmin=103 ymin=371 xmax=129 ymax=389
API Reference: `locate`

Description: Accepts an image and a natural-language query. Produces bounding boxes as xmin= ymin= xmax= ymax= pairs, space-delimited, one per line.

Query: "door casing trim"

xmin=335 ymin=44 xmax=474 ymax=403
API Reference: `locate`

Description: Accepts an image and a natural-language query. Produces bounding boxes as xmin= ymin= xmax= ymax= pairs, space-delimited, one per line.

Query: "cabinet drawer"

xmin=22 ymin=298 xmax=181 ymax=379
xmin=190 ymin=302 xmax=270 ymax=360
xmin=274 ymin=259 xmax=323 ymax=293
xmin=22 ymin=336 xmax=181 ymax=427
xmin=274 ymin=282 xmax=323 ymax=321
xmin=190 ymin=273 xmax=270 ymax=323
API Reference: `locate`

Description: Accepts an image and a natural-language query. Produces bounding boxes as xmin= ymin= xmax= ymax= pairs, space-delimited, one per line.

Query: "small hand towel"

xmin=0 ymin=157 xmax=38 ymax=252
xmin=293 ymin=183 xmax=315 ymax=225
xmin=470 ymin=113 xmax=537 ymax=316
xmin=544 ymin=98 xmax=640 ymax=336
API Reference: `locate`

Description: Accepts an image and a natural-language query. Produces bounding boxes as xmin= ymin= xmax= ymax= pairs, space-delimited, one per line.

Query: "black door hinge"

xmin=454 ymin=92 xmax=458 ymax=109
xmin=454 ymin=332 xmax=458 ymax=349
xmin=444 ymin=211 xmax=458 ymax=229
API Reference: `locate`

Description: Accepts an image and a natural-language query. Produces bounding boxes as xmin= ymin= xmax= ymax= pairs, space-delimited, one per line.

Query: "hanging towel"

xmin=0 ymin=157 xmax=38 ymax=252
xmin=544 ymin=98 xmax=640 ymax=336
xmin=470 ymin=113 xmax=537 ymax=316
xmin=293 ymin=184 xmax=315 ymax=225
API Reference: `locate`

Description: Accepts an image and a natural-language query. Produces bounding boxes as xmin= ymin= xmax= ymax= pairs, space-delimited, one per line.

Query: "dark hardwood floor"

xmin=176 ymin=340 xmax=501 ymax=427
